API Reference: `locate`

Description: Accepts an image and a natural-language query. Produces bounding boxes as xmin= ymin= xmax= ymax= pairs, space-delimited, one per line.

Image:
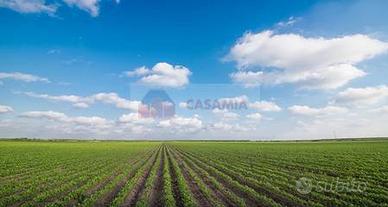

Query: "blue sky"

xmin=1 ymin=0 xmax=388 ymax=139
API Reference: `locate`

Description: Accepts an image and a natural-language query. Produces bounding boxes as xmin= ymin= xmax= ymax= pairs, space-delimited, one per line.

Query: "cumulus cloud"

xmin=92 ymin=93 xmax=140 ymax=111
xmin=118 ymin=113 xmax=204 ymax=135
xmin=71 ymin=116 xmax=109 ymax=126
xmin=231 ymin=64 xmax=366 ymax=89
xmin=0 ymin=72 xmax=49 ymax=83
xmin=115 ymin=113 xmax=156 ymax=134
xmin=230 ymin=71 xmax=263 ymax=88
xmin=208 ymin=122 xmax=233 ymax=131
xmin=158 ymin=115 xmax=202 ymax=133
xmin=20 ymin=110 xmax=109 ymax=126
xmin=284 ymin=116 xmax=369 ymax=139
xmin=334 ymin=85 xmax=388 ymax=106
xmin=228 ymin=30 xmax=388 ymax=70
xmin=0 ymin=104 xmax=13 ymax=113
xmin=24 ymin=92 xmax=91 ymax=108
xmin=249 ymin=100 xmax=281 ymax=112
xmin=207 ymin=122 xmax=251 ymax=132
xmin=212 ymin=108 xmax=239 ymax=121
xmin=227 ymin=30 xmax=388 ymax=89
xmin=0 ymin=0 xmax=57 ymax=15
xmin=16 ymin=110 xmax=156 ymax=137
xmin=178 ymin=102 xmax=188 ymax=109
xmin=23 ymin=91 xmax=140 ymax=110
xmin=246 ymin=113 xmax=262 ymax=121
xmin=288 ymin=105 xmax=348 ymax=116
xmin=124 ymin=66 xmax=151 ymax=77
xmin=217 ymin=95 xmax=281 ymax=112
xmin=124 ymin=62 xmax=192 ymax=88
xmin=118 ymin=113 xmax=154 ymax=125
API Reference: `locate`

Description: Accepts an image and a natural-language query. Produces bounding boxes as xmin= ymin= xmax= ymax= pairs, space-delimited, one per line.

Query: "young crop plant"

xmin=110 ymin=147 xmax=161 ymax=207
xmin=166 ymin=147 xmax=197 ymax=207
xmin=162 ymin=147 xmax=176 ymax=207
xmin=135 ymin=147 xmax=163 ymax=207
xmin=169 ymin=147 xmax=224 ymax=207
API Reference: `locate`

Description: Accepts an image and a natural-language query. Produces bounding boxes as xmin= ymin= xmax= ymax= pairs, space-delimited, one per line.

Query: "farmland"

xmin=1 ymin=139 xmax=388 ymax=207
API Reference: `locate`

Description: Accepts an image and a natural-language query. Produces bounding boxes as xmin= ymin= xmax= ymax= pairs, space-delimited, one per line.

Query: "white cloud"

xmin=20 ymin=111 xmax=67 ymax=121
xmin=118 ymin=113 xmax=139 ymax=123
xmin=228 ymin=30 xmax=388 ymax=70
xmin=230 ymin=64 xmax=367 ymax=89
xmin=288 ymin=105 xmax=348 ymax=116
xmin=15 ymin=110 xmax=155 ymax=137
xmin=63 ymin=0 xmax=99 ymax=17
xmin=227 ymin=30 xmax=388 ymax=89
xmin=178 ymin=102 xmax=188 ymax=109
xmin=231 ymin=64 xmax=366 ymax=90
xmin=0 ymin=72 xmax=49 ymax=83
xmin=158 ymin=115 xmax=202 ymax=133
xmin=249 ymin=100 xmax=281 ymax=112
xmin=0 ymin=104 xmax=13 ymax=113
xmin=212 ymin=108 xmax=239 ymax=121
xmin=0 ymin=0 xmax=119 ymax=16
xmin=208 ymin=122 xmax=233 ymax=131
xmin=207 ymin=122 xmax=251 ymax=132
xmin=72 ymin=102 xmax=89 ymax=108
xmin=124 ymin=66 xmax=151 ymax=77
xmin=217 ymin=95 xmax=281 ymax=112
xmin=283 ymin=110 xmax=388 ymax=140
xmin=246 ymin=113 xmax=262 ymax=121
xmin=116 ymin=113 xmax=155 ymax=134
xmin=371 ymin=105 xmax=388 ymax=113
xmin=20 ymin=110 xmax=109 ymax=126
xmin=230 ymin=71 xmax=263 ymax=87
xmin=335 ymin=85 xmax=388 ymax=106
xmin=23 ymin=91 xmax=140 ymax=111
xmin=71 ymin=116 xmax=108 ymax=126
xmin=24 ymin=92 xmax=91 ymax=108
xmin=125 ymin=62 xmax=192 ymax=88
xmin=287 ymin=64 xmax=366 ymax=90
xmin=118 ymin=113 xmax=204 ymax=135
xmin=118 ymin=113 xmax=154 ymax=125
xmin=0 ymin=0 xmax=57 ymax=15
xmin=276 ymin=16 xmax=299 ymax=27
xmin=92 ymin=93 xmax=140 ymax=111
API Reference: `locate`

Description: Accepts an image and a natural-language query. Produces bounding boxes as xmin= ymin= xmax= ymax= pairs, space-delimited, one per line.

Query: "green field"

xmin=1 ymin=139 xmax=388 ymax=206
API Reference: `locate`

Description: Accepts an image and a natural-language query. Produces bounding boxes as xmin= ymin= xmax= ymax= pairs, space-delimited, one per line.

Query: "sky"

xmin=1 ymin=0 xmax=388 ymax=140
